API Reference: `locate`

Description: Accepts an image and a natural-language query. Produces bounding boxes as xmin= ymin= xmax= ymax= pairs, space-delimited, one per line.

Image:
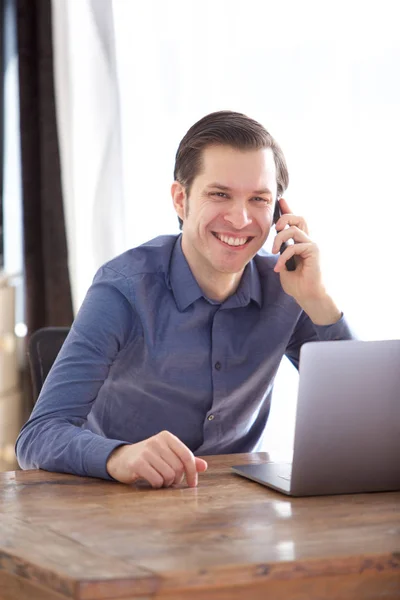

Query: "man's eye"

xmin=252 ymin=196 xmax=268 ymax=203
xmin=211 ymin=192 xmax=228 ymax=198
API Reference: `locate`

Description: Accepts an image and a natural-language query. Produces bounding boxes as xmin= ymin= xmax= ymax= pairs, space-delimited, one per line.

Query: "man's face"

xmin=172 ymin=144 xmax=277 ymax=278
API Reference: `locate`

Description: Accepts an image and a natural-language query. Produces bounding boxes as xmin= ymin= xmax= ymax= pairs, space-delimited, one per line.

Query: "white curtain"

xmin=1 ymin=0 xmax=23 ymax=469
xmin=52 ymin=0 xmax=126 ymax=311
xmin=52 ymin=0 xmax=400 ymax=457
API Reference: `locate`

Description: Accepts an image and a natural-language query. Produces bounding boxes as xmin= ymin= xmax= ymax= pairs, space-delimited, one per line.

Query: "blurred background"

xmin=1 ymin=0 xmax=399 ymax=471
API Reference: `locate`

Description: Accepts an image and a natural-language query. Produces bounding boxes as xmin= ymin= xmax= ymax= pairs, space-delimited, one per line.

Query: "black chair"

xmin=28 ymin=327 xmax=70 ymax=401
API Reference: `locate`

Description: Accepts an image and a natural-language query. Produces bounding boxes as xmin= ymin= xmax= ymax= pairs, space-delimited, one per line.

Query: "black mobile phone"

xmin=273 ymin=201 xmax=296 ymax=272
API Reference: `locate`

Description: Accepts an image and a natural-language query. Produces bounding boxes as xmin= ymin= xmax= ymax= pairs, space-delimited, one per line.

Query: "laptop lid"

xmin=233 ymin=339 xmax=400 ymax=496
xmin=290 ymin=339 xmax=400 ymax=495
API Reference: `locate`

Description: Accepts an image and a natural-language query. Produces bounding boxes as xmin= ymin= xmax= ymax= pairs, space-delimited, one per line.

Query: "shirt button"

xmin=208 ymin=414 xmax=215 ymax=421
xmin=214 ymin=361 xmax=221 ymax=370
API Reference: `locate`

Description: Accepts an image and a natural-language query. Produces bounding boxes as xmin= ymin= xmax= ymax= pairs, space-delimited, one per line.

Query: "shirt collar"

xmin=168 ymin=236 xmax=262 ymax=311
xmin=222 ymin=259 xmax=262 ymax=309
xmin=168 ymin=237 xmax=204 ymax=311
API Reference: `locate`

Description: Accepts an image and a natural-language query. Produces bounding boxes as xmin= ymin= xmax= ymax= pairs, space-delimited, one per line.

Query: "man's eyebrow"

xmin=253 ymin=188 xmax=273 ymax=195
xmin=205 ymin=183 xmax=231 ymax=191
xmin=205 ymin=182 xmax=273 ymax=195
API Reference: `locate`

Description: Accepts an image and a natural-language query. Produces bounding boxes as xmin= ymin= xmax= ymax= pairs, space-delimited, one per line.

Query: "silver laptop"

xmin=232 ymin=339 xmax=400 ymax=496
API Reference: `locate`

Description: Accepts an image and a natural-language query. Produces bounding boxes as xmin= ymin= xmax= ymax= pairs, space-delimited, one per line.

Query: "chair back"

xmin=28 ymin=327 xmax=70 ymax=401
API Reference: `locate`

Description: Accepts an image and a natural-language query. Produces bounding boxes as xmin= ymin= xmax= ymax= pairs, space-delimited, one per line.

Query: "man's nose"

xmin=223 ymin=201 xmax=252 ymax=229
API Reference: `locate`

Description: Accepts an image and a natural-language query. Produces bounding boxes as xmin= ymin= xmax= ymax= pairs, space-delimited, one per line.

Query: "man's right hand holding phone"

xmin=273 ymin=197 xmax=342 ymax=326
xmin=106 ymin=430 xmax=208 ymax=488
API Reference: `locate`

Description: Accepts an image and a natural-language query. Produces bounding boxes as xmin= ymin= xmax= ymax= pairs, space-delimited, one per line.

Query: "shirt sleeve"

xmin=15 ymin=266 xmax=137 ymax=480
xmin=285 ymin=311 xmax=356 ymax=370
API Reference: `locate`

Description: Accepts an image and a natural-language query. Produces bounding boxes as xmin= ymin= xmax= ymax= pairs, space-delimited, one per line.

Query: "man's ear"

xmin=171 ymin=181 xmax=187 ymax=222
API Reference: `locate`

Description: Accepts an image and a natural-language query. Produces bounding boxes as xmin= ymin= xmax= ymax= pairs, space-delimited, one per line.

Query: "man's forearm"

xmin=16 ymin=418 xmax=125 ymax=480
xmin=297 ymin=293 xmax=342 ymax=326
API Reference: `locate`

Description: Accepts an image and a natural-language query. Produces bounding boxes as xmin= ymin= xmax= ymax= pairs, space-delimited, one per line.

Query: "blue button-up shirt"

xmin=16 ymin=235 xmax=354 ymax=480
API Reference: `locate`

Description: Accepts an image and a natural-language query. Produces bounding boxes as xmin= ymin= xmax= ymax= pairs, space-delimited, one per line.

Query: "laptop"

xmin=232 ymin=339 xmax=400 ymax=496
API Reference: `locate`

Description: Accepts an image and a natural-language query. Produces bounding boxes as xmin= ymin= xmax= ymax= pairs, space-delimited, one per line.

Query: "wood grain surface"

xmin=0 ymin=453 xmax=399 ymax=599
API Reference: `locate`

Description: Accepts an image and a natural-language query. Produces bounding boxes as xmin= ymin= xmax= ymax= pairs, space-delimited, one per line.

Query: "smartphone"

xmin=273 ymin=200 xmax=296 ymax=272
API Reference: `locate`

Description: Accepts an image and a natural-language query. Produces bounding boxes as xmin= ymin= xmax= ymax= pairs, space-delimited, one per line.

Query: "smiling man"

xmin=172 ymin=145 xmax=275 ymax=302
xmin=16 ymin=111 xmax=353 ymax=488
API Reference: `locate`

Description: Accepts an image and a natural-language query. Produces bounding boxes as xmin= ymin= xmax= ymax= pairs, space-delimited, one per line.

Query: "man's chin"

xmin=203 ymin=237 xmax=261 ymax=273
xmin=209 ymin=256 xmax=252 ymax=275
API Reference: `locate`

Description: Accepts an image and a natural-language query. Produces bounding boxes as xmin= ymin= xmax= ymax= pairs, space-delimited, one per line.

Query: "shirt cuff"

xmin=312 ymin=312 xmax=356 ymax=341
xmin=83 ymin=437 xmax=130 ymax=480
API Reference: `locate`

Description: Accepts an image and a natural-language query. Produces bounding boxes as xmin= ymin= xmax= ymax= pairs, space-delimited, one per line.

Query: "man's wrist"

xmin=298 ymin=293 xmax=342 ymax=326
xmin=106 ymin=444 xmax=130 ymax=479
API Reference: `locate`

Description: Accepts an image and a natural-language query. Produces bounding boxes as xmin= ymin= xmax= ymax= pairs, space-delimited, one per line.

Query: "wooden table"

xmin=0 ymin=453 xmax=399 ymax=599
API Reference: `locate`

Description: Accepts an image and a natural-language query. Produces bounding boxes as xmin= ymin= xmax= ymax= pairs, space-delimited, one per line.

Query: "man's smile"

xmin=212 ymin=232 xmax=254 ymax=248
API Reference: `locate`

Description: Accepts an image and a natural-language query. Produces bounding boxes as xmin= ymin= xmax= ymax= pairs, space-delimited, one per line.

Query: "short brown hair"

xmin=174 ymin=110 xmax=289 ymax=229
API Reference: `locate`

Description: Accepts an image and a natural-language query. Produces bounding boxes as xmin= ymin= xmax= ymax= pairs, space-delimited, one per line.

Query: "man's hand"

xmin=106 ymin=431 xmax=208 ymax=488
xmin=272 ymin=198 xmax=342 ymax=325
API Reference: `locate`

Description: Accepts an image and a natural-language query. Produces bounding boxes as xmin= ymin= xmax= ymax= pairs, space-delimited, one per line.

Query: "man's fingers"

xmin=195 ymin=457 xmax=208 ymax=472
xmin=157 ymin=444 xmax=185 ymax=485
xmin=178 ymin=449 xmax=198 ymax=488
xmin=162 ymin=432 xmax=199 ymax=487
xmin=168 ymin=456 xmax=207 ymax=487
xmin=146 ymin=451 xmax=178 ymax=487
xmin=123 ymin=432 xmax=208 ymax=489
xmin=272 ymin=226 xmax=310 ymax=253
xmin=278 ymin=197 xmax=293 ymax=215
xmin=146 ymin=436 xmax=185 ymax=487
xmin=172 ymin=473 xmax=186 ymax=487
xmin=274 ymin=242 xmax=316 ymax=273
xmin=133 ymin=461 xmax=165 ymax=488
xmin=107 ymin=435 xmax=207 ymax=489
xmin=275 ymin=212 xmax=309 ymax=235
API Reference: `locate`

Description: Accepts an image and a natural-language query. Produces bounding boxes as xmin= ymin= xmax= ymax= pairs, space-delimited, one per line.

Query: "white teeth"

xmin=216 ymin=234 xmax=248 ymax=246
xmin=217 ymin=234 xmax=247 ymax=246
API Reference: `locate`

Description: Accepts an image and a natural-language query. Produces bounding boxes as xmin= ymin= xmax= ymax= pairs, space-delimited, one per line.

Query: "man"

xmin=16 ymin=111 xmax=353 ymax=488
